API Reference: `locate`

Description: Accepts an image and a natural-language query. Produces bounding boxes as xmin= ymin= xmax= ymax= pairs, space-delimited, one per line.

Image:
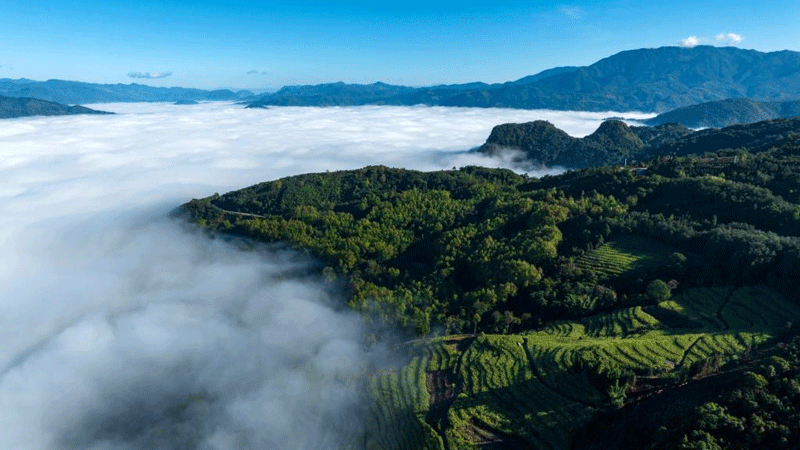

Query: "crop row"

xmin=365 ymin=354 xmax=442 ymax=450
xmin=722 ymin=286 xmax=800 ymax=331
xmin=575 ymin=236 xmax=677 ymax=277
xmin=575 ymin=244 xmax=639 ymax=276
xmin=364 ymin=287 xmax=797 ymax=449
xmin=448 ymin=335 xmax=594 ymax=449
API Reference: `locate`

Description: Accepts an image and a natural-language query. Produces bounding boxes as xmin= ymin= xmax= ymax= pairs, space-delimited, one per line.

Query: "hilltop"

xmin=0 ymin=95 xmax=111 ymax=119
xmin=478 ymin=117 xmax=800 ymax=168
xmin=248 ymin=46 xmax=800 ymax=112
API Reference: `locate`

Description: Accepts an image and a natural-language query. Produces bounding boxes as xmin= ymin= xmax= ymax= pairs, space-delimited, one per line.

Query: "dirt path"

xmin=424 ymin=337 xmax=475 ymax=450
xmin=215 ymin=207 xmax=267 ymax=219
xmin=675 ymin=336 xmax=703 ymax=370
xmin=426 ymin=370 xmax=456 ymax=406
xmin=715 ymin=288 xmax=737 ymax=331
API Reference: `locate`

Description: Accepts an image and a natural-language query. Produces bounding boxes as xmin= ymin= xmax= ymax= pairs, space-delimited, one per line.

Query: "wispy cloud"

xmin=247 ymin=69 xmax=270 ymax=75
xmin=128 ymin=71 xmax=173 ymax=79
xmin=715 ymin=32 xmax=743 ymax=44
xmin=560 ymin=6 xmax=583 ymax=19
xmin=678 ymin=36 xmax=701 ymax=48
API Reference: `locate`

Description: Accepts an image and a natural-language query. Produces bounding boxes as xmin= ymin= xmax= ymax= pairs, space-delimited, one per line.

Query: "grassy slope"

xmin=362 ymin=286 xmax=800 ymax=449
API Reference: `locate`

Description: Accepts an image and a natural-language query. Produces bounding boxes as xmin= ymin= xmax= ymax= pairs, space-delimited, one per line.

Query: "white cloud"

xmin=716 ymin=32 xmax=743 ymax=44
xmin=679 ymin=32 xmax=743 ymax=48
xmin=0 ymin=103 xmax=653 ymax=449
xmin=128 ymin=71 xmax=173 ymax=79
xmin=678 ymin=36 xmax=701 ymax=48
xmin=728 ymin=33 xmax=743 ymax=43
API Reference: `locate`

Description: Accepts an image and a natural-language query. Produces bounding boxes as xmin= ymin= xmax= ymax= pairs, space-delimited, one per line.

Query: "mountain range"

xmin=3 ymin=46 xmax=798 ymax=116
xmin=0 ymin=95 xmax=111 ymax=119
xmin=248 ymin=46 xmax=800 ymax=112
xmin=0 ymin=78 xmax=253 ymax=104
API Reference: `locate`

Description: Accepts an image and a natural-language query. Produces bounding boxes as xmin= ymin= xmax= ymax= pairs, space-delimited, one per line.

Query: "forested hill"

xmin=645 ymin=98 xmax=800 ymax=128
xmin=0 ymin=78 xmax=252 ymax=104
xmin=182 ymin=141 xmax=800 ymax=448
xmin=479 ymin=117 xmax=800 ymax=168
xmin=247 ymin=46 xmax=800 ymax=112
xmin=0 ymin=95 xmax=111 ymax=119
xmin=478 ymin=120 xmax=692 ymax=168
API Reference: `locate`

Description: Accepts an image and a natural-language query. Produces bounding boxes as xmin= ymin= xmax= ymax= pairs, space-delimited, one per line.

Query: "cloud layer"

xmin=0 ymin=103 xmax=652 ymax=449
xmin=128 ymin=71 xmax=173 ymax=79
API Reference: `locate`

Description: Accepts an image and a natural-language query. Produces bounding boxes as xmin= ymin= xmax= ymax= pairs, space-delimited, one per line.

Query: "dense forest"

xmin=181 ymin=124 xmax=800 ymax=449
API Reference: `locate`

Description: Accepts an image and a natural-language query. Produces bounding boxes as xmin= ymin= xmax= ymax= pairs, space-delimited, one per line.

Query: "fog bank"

xmin=0 ymin=103 xmax=652 ymax=449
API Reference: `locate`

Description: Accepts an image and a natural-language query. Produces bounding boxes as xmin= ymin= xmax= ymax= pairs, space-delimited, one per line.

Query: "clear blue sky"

xmin=0 ymin=0 xmax=797 ymax=91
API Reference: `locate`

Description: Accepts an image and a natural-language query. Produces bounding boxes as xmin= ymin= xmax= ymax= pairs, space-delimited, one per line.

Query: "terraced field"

xmin=575 ymin=235 xmax=679 ymax=278
xmin=363 ymin=286 xmax=800 ymax=449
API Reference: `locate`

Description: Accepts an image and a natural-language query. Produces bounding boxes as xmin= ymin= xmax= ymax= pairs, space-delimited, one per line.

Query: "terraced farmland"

xmin=575 ymin=235 xmax=679 ymax=277
xmin=363 ymin=286 xmax=800 ymax=449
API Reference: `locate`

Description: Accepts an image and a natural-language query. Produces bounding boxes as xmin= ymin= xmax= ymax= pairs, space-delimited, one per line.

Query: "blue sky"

xmin=0 ymin=0 xmax=797 ymax=91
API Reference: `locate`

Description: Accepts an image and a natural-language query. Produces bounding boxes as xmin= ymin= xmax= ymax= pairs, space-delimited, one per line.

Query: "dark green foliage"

xmin=184 ymin=166 xmax=581 ymax=335
xmin=654 ymin=118 xmax=800 ymax=158
xmin=649 ymin=338 xmax=800 ymax=450
xmin=479 ymin=120 xmax=655 ymax=168
xmin=184 ymin=136 xmax=800 ymax=336
xmin=647 ymin=280 xmax=672 ymax=302
xmin=479 ymin=117 xmax=800 ymax=169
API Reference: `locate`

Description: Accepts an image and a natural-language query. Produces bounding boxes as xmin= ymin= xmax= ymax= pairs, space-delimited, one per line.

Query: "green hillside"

xmin=362 ymin=286 xmax=799 ymax=449
xmin=181 ymin=131 xmax=800 ymax=448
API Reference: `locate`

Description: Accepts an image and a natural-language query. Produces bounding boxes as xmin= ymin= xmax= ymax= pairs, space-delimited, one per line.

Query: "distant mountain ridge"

xmin=0 ymin=78 xmax=253 ymax=104
xmin=645 ymin=98 xmax=800 ymax=128
xmin=479 ymin=118 xmax=800 ymax=168
xmin=249 ymin=46 xmax=800 ymax=112
xmin=0 ymin=95 xmax=111 ymax=119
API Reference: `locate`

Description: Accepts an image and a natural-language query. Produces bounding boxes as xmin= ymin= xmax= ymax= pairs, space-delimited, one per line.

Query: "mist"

xmin=0 ymin=103 xmax=652 ymax=449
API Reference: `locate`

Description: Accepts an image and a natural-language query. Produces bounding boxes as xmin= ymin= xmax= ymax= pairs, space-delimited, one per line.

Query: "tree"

xmin=647 ymin=279 xmax=672 ymax=302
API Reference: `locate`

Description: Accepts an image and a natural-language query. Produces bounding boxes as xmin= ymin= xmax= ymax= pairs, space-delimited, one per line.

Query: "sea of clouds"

xmin=0 ymin=102 xmax=652 ymax=449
